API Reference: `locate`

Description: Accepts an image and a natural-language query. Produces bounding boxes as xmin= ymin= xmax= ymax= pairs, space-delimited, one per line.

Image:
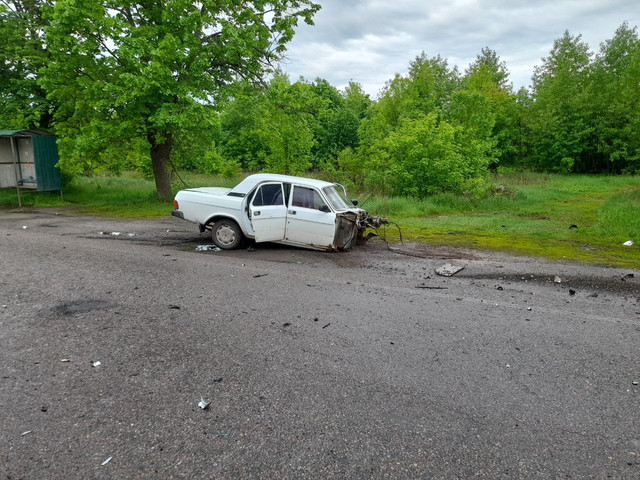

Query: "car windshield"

xmin=323 ymin=185 xmax=351 ymax=210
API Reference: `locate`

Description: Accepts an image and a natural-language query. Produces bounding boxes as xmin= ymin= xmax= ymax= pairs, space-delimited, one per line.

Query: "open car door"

xmin=249 ymin=182 xmax=287 ymax=243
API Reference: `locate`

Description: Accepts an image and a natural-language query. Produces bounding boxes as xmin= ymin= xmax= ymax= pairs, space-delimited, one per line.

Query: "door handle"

xmin=288 ymin=210 xmax=296 ymax=215
xmin=254 ymin=211 xmax=261 ymax=216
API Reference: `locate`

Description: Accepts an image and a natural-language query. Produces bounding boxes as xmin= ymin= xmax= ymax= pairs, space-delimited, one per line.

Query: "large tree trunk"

xmin=148 ymin=131 xmax=173 ymax=201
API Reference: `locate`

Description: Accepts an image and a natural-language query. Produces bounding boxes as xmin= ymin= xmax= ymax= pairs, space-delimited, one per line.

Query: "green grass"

xmin=365 ymin=173 xmax=640 ymax=268
xmin=1 ymin=171 xmax=638 ymax=268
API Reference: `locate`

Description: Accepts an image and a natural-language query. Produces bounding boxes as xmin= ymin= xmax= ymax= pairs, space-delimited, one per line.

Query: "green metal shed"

xmin=0 ymin=129 xmax=62 ymax=205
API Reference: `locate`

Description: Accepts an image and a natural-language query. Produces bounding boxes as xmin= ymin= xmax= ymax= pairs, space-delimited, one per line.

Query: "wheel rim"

xmin=216 ymin=224 xmax=236 ymax=246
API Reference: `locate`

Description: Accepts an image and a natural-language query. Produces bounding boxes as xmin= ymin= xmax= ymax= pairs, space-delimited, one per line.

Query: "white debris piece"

xmin=435 ymin=264 xmax=464 ymax=277
xmin=127 ymin=233 xmax=136 ymax=237
xmin=554 ymin=276 xmax=562 ymax=283
xmin=21 ymin=431 xmax=32 ymax=436
xmin=91 ymin=361 xmax=101 ymax=368
xmin=196 ymin=245 xmax=221 ymax=252
xmin=110 ymin=232 xmax=121 ymax=236
xmin=22 ymin=226 xmax=27 ymax=229
xmin=101 ymin=457 xmax=112 ymax=466
xmin=623 ymin=240 xmax=634 ymax=246
xmin=2 ymin=305 xmax=7 ymax=308
xmin=198 ymin=397 xmax=211 ymax=410
xmin=60 ymin=359 xmax=70 ymax=363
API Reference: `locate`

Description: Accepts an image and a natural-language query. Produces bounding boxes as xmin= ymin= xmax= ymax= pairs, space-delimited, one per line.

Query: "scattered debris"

xmin=253 ymin=273 xmax=268 ymax=278
xmin=322 ymin=323 xmax=331 ymax=329
xmin=198 ymin=397 xmax=211 ymax=410
xmin=40 ymin=405 xmax=48 ymax=412
xmin=623 ymin=273 xmax=635 ymax=281
xmin=127 ymin=233 xmax=136 ymax=237
xmin=415 ymin=284 xmax=448 ymax=290
xmin=22 ymin=225 xmax=27 ymax=229
xmin=282 ymin=322 xmax=291 ymax=327
xmin=2 ymin=304 xmax=6 ymax=308
xmin=527 ymin=307 xmax=532 ymax=311
xmin=588 ymin=293 xmax=599 ymax=298
xmin=101 ymin=457 xmax=112 ymax=466
xmin=496 ymin=286 xmax=504 ymax=291
xmin=633 ymin=381 xmax=638 ymax=386
xmin=313 ymin=317 xmax=319 ymax=322
xmin=196 ymin=244 xmax=221 ymax=252
xmin=60 ymin=358 xmax=70 ymax=363
xmin=110 ymin=232 xmax=121 ymax=236
xmin=91 ymin=361 xmax=101 ymax=368
xmin=21 ymin=431 xmax=32 ymax=436
xmin=569 ymin=289 xmax=576 ymax=296
xmin=435 ymin=264 xmax=464 ymax=277
xmin=569 ymin=224 xmax=578 ymax=229
xmin=168 ymin=304 xmax=181 ymax=310
xmin=212 ymin=377 xmax=223 ymax=383
xmin=623 ymin=240 xmax=634 ymax=246
xmin=554 ymin=276 xmax=562 ymax=283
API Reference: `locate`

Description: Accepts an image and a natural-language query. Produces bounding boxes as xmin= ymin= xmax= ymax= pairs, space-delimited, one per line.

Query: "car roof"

xmin=230 ymin=174 xmax=336 ymax=195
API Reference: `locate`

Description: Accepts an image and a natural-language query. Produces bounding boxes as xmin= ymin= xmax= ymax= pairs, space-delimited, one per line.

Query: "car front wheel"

xmin=211 ymin=219 xmax=243 ymax=250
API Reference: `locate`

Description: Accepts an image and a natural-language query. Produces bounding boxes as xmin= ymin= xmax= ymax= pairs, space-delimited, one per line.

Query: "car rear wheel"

xmin=211 ymin=219 xmax=243 ymax=250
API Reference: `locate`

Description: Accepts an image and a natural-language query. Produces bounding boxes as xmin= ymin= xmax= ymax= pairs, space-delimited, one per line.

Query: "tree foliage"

xmin=42 ymin=0 xmax=320 ymax=199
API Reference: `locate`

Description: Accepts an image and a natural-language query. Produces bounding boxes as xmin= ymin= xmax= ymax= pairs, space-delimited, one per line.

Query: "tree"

xmin=43 ymin=0 xmax=320 ymax=199
xmin=0 ymin=0 xmax=55 ymax=129
xmin=590 ymin=22 xmax=640 ymax=172
xmin=528 ymin=31 xmax=592 ymax=172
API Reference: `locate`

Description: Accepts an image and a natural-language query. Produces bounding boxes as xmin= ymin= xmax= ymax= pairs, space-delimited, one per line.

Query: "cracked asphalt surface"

xmin=1 ymin=207 xmax=639 ymax=479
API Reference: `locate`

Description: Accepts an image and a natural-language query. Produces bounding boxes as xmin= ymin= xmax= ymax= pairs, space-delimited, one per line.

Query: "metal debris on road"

xmin=196 ymin=245 xmax=221 ymax=252
xmin=435 ymin=264 xmax=464 ymax=277
xmin=554 ymin=276 xmax=562 ymax=283
xmin=198 ymin=397 xmax=211 ymax=410
xmin=623 ymin=240 xmax=634 ymax=246
xmin=91 ymin=361 xmax=101 ymax=368
xmin=101 ymin=457 xmax=112 ymax=466
xmin=322 ymin=323 xmax=331 ymax=329
xmin=21 ymin=431 xmax=32 ymax=436
xmin=415 ymin=284 xmax=448 ymax=290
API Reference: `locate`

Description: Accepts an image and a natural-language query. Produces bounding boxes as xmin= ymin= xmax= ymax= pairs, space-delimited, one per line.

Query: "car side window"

xmin=291 ymin=186 xmax=328 ymax=210
xmin=252 ymin=184 xmax=284 ymax=207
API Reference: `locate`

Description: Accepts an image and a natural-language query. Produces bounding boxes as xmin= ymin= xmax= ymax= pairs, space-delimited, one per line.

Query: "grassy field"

xmin=1 ymin=171 xmax=638 ymax=268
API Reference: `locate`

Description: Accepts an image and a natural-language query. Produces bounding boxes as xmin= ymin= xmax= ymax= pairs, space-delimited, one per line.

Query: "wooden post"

xmin=10 ymin=137 xmax=21 ymax=208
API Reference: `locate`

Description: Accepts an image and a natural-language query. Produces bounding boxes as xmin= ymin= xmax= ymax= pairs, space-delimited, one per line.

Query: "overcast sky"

xmin=281 ymin=0 xmax=640 ymax=97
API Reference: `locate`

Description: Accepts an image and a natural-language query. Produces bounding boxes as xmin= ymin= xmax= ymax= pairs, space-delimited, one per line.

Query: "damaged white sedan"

xmin=172 ymin=173 xmax=388 ymax=251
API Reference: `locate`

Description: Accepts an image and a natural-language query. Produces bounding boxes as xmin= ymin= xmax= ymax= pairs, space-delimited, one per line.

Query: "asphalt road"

xmin=1 ymin=207 xmax=639 ymax=479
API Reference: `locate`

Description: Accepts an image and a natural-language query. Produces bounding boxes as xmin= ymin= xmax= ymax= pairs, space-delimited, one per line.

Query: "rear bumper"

xmin=171 ymin=210 xmax=184 ymax=219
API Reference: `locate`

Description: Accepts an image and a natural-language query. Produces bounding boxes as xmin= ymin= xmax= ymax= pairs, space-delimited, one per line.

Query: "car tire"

xmin=211 ymin=219 xmax=243 ymax=250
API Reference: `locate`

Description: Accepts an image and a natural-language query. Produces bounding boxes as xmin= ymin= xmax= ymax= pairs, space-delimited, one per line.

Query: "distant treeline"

xmin=200 ymin=22 xmax=640 ymax=195
xmin=1 ymin=0 xmax=638 ymax=198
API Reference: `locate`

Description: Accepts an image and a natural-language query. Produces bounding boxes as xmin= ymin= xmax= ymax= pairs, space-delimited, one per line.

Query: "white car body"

xmin=172 ymin=173 xmax=366 ymax=251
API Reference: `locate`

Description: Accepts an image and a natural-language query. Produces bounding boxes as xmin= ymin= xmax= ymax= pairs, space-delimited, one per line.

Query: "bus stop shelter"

xmin=0 ymin=129 xmax=62 ymax=206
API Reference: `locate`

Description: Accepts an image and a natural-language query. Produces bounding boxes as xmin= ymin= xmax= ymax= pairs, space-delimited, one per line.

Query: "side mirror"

xmin=351 ymin=199 xmax=358 ymax=206
xmin=319 ymin=204 xmax=331 ymax=213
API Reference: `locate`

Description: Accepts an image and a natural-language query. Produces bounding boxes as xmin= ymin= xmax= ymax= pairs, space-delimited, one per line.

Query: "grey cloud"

xmin=284 ymin=0 xmax=640 ymax=96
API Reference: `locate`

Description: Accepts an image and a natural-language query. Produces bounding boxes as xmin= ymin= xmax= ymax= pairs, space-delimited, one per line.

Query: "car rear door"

xmin=249 ymin=183 xmax=287 ymax=242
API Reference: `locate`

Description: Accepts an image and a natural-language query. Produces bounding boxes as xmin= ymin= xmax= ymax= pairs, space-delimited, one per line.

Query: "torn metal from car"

xmin=172 ymin=173 xmax=391 ymax=251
